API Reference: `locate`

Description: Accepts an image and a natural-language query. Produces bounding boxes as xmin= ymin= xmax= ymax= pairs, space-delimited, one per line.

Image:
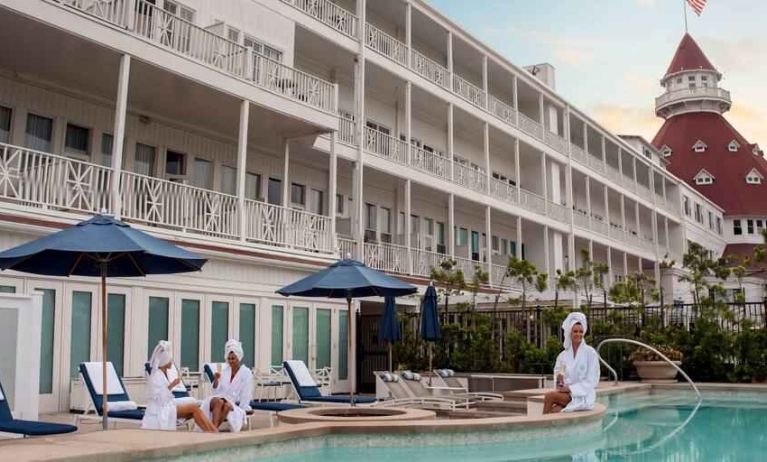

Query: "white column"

xmin=110 ymin=54 xmax=130 ymax=218
xmin=601 ymin=136 xmax=606 ymax=168
xmin=588 ymin=240 xmax=594 ymax=262
xmin=583 ymin=124 xmax=589 ymax=155
xmin=282 ymin=140 xmax=290 ymax=206
xmin=329 ymin=131 xmax=338 ymax=238
xmin=236 ymin=100 xmax=250 ymax=241
xmin=620 ymin=195 xmax=626 ymax=232
xmin=552 ymin=231 xmax=564 ymax=272
xmin=623 ymin=251 xmax=628 ymax=278
xmin=448 ymin=193 xmax=455 ymax=257
xmin=447 ymin=31 xmax=454 ymax=90
xmin=512 ymin=75 xmax=519 ymax=126
xmin=482 ymin=55 xmax=488 ymax=93
xmin=485 ymin=206 xmax=492 ymax=283
xmin=405 ymin=81 xmax=412 ymax=165
xmin=541 ymin=154 xmax=548 ymax=213
xmin=664 ymin=216 xmax=670 ymax=255
xmin=405 ymin=179 xmax=413 ymax=274
xmin=603 ymin=185 xmax=609 ymax=234
xmin=448 ymin=103 xmax=454 ymax=180
xmin=543 ymin=225 xmax=551 ymax=276
xmin=516 ymin=216 xmax=523 ymax=259
xmin=633 ymin=157 xmax=638 ymax=188
xmin=483 ymin=122 xmax=490 ymax=193
xmin=635 ymin=202 xmax=641 ymax=241
xmin=550 ymin=161 xmax=561 ymax=205
xmin=607 ymin=246 xmax=614 ymax=285
xmin=405 ymin=1 xmax=412 ymax=66
xmin=514 ymin=138 xmax=521 ymax=203
xmin=617 ymin=148 xmax=623 ymax=176
xmin=585 ymin=176 xmax=591 ymax=226
xmin=538 ymin=93 xmax=545 ymax=126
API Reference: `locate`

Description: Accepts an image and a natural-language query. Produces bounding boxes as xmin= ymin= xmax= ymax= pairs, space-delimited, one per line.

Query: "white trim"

xmin=660 ymin=145 xmax=673 ymax=157
xmin=692 ymin=140 xmax=707 ymax=153
xmin=693 ymin=169 xmax=715 ymax=185
xmin=728 ymin=140 xmax=740 ymax=152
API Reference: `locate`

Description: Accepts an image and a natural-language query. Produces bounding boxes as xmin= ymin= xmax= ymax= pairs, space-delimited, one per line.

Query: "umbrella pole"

xmin=100 ymin=262 xmax=108 ymax=431
xmin=428 ymin=343 xmax=433 ymax=386
xmin=388 ymin=343 xmax=393 ymax=373
xmin=347 ymin=296 xmax=354 ymax=407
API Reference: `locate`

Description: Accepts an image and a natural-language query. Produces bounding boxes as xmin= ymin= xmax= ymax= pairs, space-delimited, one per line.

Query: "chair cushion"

xmin=297 ymin=385 xmax=322 ymax=399
xmin=108 ymin=400 xmax=138 ymax=412
xmin=0 ymin=419 xmax=77 ymax=436
xmin=304 ymin=395 xmax=376 ymax=404
xmin=107 ymin=408 xmax=145 ymax=420
xmin=250 ymin=402 xmax=304 ymax=412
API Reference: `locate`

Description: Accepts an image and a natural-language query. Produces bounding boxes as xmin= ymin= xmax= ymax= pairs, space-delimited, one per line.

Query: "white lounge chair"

xmin=433 ymin=369 xmax=504 ymax=402
xmin=372 ymin=371 xmax=472 ymax=411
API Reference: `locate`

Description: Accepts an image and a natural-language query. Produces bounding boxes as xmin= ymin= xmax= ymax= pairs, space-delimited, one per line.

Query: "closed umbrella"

xmin=277 ymin=258 xmax=417 ymax=404
xmin=420 ymin=284 xmax=441 ymax=385
xmin=379 ymin=295 xmax=401 ymax=372
xmin=0 ymin=214 xmax=206 ymax=430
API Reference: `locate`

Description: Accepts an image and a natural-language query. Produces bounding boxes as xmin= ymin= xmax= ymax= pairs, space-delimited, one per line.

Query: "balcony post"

xmin=633 ymin=157 xmax=638 ymax=189
xmin=538 ymin=94 xmax=545 ymax=129
xmin=483 ymin=122 xmax=490 ymax=194
xmin=447 ymin=103 xmax=454 ymax=181
xmin=543 ymin=225 xmax=551 ymax=277
xmin=405 ymin=179 xmax=413 ymax=275
xmin=620 ymin=194 xmax=626 ymax=236
xmin=236 ymin=99 xmax=250 ymax=242
xmin=406 ymin=81 xmax=412 ymax=165
xmin=125 ymin=0 xmax=137 ymax=30
xmin=601 ymin=136 xmax=606 ymax=170
xmin=617 ymin=147 xmax=623 ymax=177
xmin=514 ymin=138 xmax=521 ymax=203
xmin=485 ymin=205 xmax=492 ymax=284
xmin=329 ymin=130 xmax=338 ymax=241
xmin=541 ymin=153 xmax=548 ymax=215
xmin=282 ymin=139 xmax=291 ymax=247
xmin=664 ymin=216 xmax=670 ymax=256
xmin=583 ymin=124 xmax=589 ymax=156
xmin=512 ymin=75 xmax=519 ymax=126
xmin=516 ymin=216 xmax=523 ymax=260
xmin=603 ymin=184 xmax=609 ymax=236
xmin=635 ymin=201 xmax=641 ymax=245
xmin=405 ymin=1 xmax=412 ymax=67
xmin=482 ymin=55 xmax=488 ymax=107
xmin=446 ymin=31 xmax=453 ymax=91
xmin=607 ymin=246 xmax=613 ymax=286
xmin=622 ymin=251 xmax=628 ymax=279
xmin=110 ymin=54 xmax=130 ymax=219
xmin=448 ymin=193 xmax=455 ymax=258
xmin=585 ymin=176 xmax=591 ymax=230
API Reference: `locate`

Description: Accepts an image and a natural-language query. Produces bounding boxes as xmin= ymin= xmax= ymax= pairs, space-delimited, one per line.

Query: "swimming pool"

xmin=167 ymin=390 xmax=767 ymax=462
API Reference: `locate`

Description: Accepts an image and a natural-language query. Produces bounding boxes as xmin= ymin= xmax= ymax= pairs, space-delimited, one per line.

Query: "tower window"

xmin=728 ymin=140 xmax=740 ymax=152
xmin=746 ymin=168 xmax=763 ymax=184
xmin=660 ymin=145 xmax=672 ymax=157
xmin=692 ymin=140 xmax=707 ymax=153
xmin=694 ymin=169 xmax=714 ymax=185
xmin=734 ymin=219 xmax=742 ymax=235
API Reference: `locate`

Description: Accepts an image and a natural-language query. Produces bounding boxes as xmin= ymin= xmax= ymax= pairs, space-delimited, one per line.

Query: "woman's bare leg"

xmin=218 ymin=400 xmax=232 ymax=428
xmin=210 ymin=398 xmax=224 ymax=428
xmin=543 ymin=391 xmax=572 ymax=414
xmin=177 ymin=403 xmax=217 ymax=432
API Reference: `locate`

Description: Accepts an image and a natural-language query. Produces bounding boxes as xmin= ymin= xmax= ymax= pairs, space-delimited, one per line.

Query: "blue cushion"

xmin=0 ymin=419 xmax=77 ymax=436
xmin=297 ymin=385 xmax=322 ymax=399
xmin=250 ymin=402 xmax=304 ymax=412
xmin=303 ymin=395 xmax=377 ymax=404
xmin=107 ymin=409 xmax=144 ymax=420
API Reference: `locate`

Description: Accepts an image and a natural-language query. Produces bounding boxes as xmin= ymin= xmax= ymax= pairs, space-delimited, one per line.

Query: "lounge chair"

xmin=433 ymin=369 xmax=504 ymax=401
xmin=77 ymin=362 xmax=145 ymax=426
xmin=372 ymin=371 xmax=469 ymax=411
xmin=143 ymin=362 xmax=199 ymax=405
xmin=0 ymin=380 xmax=77 ymax=437
xmin=399 ymin=371 xmax=501 ymax=405
xmin=283 ymin=360 xmax=376 ymax=405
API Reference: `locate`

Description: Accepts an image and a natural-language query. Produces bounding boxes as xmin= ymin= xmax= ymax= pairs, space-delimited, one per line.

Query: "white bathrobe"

xmin=554 ymin=342 xmax=600 ymax=412
xmin=141 ymin=369 xmax=177 ymax=430
xmin=201 ymin=365 xmax=253 ymax=432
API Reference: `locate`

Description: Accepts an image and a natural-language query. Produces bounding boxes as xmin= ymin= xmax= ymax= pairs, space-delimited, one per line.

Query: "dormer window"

xmin=728 ymin=140 xmax=740 ymax=152
xmin=753 ymin=144 xmax=763 ymax=157
xmin=746 ymin=168 xmax=763 ymax=185
xmin=694 ymin=169 xmax=715 ymax=185
xmin=660 ymin=145 xmax=673 ymax=157
xmin=692 ymin=140 xmax=707 ymax=153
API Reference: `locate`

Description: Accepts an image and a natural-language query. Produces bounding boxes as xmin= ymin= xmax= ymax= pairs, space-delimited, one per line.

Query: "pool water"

xmin=174 ymin=391 xmax=767 ymax=462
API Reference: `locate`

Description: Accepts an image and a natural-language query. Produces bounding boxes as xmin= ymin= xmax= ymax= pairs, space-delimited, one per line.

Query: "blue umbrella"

xmin=420 ymin=285 xmax=441 ymax=383
xmin=379 ymin=295 xmax=401 ymax=372
xmin=0 ymin=214 xmax=206 ymax=429
xmin=277 ymin=258 xmax=417 ymax=402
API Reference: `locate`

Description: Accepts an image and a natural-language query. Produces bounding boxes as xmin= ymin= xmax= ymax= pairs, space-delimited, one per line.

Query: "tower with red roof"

xmin=653 ymin=33 xmax=767 ymax=262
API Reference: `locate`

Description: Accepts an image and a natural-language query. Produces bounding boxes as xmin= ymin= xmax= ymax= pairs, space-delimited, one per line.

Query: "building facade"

xmin=0 ymin=0 xmax=725 ymax=412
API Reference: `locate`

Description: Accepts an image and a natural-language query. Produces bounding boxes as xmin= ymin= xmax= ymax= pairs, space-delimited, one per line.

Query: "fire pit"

xmin=277 ymin=406 xmax=436 ymax=424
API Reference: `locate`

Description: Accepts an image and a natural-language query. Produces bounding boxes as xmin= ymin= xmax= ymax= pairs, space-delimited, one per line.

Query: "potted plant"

xmin=630 ymin=345 xmax=683 ymax=383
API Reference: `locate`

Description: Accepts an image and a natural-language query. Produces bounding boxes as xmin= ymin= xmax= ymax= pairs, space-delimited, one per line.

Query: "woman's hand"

xmin=168 ymin=378 xmax=181 ymax=390
xmin=213 ymin=371 xmax=221 ymax=388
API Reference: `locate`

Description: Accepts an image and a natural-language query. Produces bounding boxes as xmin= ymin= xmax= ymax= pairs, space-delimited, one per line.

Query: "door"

xmin=291 ymin=306 xmax=309 ymax=365
xmin=471 ymin=230 xmax=480 ymax=261
xmin=357 ymin=313 xmax=387 ymax=394
xmin=30 ymin=281 xmax=65 ymax=413
xmin=315 ymin=309 xmax=332 ymax=370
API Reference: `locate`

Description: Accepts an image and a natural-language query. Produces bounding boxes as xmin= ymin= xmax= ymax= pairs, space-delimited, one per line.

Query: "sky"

xmin=427 ymin=0 xmax=767 ymax=145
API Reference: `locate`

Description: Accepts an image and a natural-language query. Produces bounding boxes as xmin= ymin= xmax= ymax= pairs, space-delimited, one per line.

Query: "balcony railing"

xmin=244 ymin=200 xmax=334 ymax=253
xmin=548 ymin=201 xmax=570 ymax=224
xmin=453 ymin=161 xmax=487 ymax=193
xmin=605 ymin=164 xmax=622 ymax=184
xmin=544 ymin=131 xmax=569 ymax=155
xmin=655 ymin=87 xmax=731 ymax=109
xmin=364 ymin=128 xmax=409 ymax=165
xmin=54 ymin=0 xmax=337 ymax=113
xmin=586 ymin=154 xmax=605 ymax=173
xmin=489 ymin=177 xmax=518 ymax=204
xmin=338 ymin=116 xmax=357 ymax=146
xmin=365 ymin=23 xmax=408 ymax=66
xmin=570 ymin=144 xmax=587 ymax=165
xmin=411 ymin=248 xmax=447 ymax=278
xmin=410 ymin=49 xmax=450 ymax=89
xmin=573 ymin=210 xmax=590 ymax=229
xmin=411 ymin=146 xmax=451 ymax=180
xmin=591 ymin=218 xmax=608 ymax=236
xmin=363 ymin=241 xmax=410 ymax=274
xmin=518 ymin=113 xmax=543 ymax=140
xmin=338 ymin=236 xmax=357 ymax=259
xmin=452 ymin=74 xmax=486 ymax=109
xmin=519 ymin=189 xmax=545 ymax=215
xmin=488 ymin=96 xmax=517 ymax=126
xmin=281 ymin=0 xmax=359 ymax=38
xmin=454 ymin=256 xmax=482 ymax=281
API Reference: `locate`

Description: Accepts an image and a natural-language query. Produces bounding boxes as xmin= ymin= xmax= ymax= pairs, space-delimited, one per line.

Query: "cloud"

xmin=728 ymin=103 xmax=767 ymax=146
xmin=635 ymin=0 xmax=656 ymax=8
xmin=480 ymin=25 xmax=599 ymax=68
xmin=587 ymin=104 xmax=662 ymax=141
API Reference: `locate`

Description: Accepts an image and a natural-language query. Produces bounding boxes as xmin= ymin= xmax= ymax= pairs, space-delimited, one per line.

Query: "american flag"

xmin=687 ymin=0 xmax=707 ymax=16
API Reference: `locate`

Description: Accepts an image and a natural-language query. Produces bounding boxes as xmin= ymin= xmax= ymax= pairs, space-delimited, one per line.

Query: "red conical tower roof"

xmin=664 ymin=33 xmax=718 ymax=78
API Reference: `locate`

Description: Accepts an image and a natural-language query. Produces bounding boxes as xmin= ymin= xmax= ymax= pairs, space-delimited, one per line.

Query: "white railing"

xmin=518 ymin=113 xmax=543 ymax=140
xmin=488 ymin=96 xmax=517 ymax=126
xmin=452 ymin=74 xmax=486 ymax=108
xmin=573 ymin=210 xmax=590 ymax=229
xmin=453 ymin=161 xmax=487 ymax=193
xmin=364 ymin=128 xmax=409 ymax=164
xmin=121 ymin=171 xmax=239 ymax=238
xmin=519 ymin=189 xmax=545 ymax=215
xmin=544 ymin=131 xmax=569 ymax=155
xmin=489 ymin=177 xmax=518 ymax=205
xmin=281 ymin=0 xmax=359 ymax=38
xmin=55 ymin=0 xmax=337 ymax=113
xmin=0 ymin=143 xmax=111 ymax=215
xmin=365 ymin=23 xmax=408 ymax=65
xmin=570 ymin=144 xmax=587 ymax=164
xmin=591 ymin=218 xmax=608 ymax=236
xmin=548 ymin=202 xmax=570 ymax=224
xmin=338 ymin=236 xmax=358 ymax=259
xmin=655 ymin=87 xmax=731 ymax=108
xmin=363 ymin=241 xmax=409 ymax=274
xmin=243 ymin=200 xmax=333 ymax=253
xmin=410 ymin=49 xmax=450 ymax=88
xmin=252 ymin=53 xmax=336 ymax=113
xmin=454 ymin=256 xmax=483 ymax=281
xmin=410 ymin=248 xmax=447 ymax=278
xmin=411 ymin=147 xmax=451 ymax=180
xmin=605 ymin=165 xmax=622 ymax=184
xmin=609 ymin=225 xmax=626 ymax=241
xmin=338 ymin=116 xmax=357 ymax=146
xmin=586 ymin=154 xmax=605 ymax=173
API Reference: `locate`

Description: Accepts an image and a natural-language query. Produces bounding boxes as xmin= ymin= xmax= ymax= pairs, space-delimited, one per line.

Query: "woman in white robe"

xmin=141 ymin=340 xmax=218 ymax=432
xmin=200 ymin=339 xmax=253 ymax=432
xmin=544 ymin=312 xmax=600 ymax=414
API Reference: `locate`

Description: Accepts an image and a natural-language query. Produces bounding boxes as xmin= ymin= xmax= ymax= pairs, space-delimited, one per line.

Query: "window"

xmin=338 ymin=310 xmax=348 ymax=380
xmin=271 ymin=305 xmax=284 ymax=366
xmin=211 ymin=301 xmax=229 ymax=360
xmin=728 ymin=140 xmax=740 ymax=152
xmin=688 ymin=76 xmax=696 ymax=82
xmin=410 ymin=214 xmax=420 ymax=235
xmin=37 ymin=288 xmax=55 ymax=394
xmin=101 ymin=133 xmax=113 ymax=167
xmin=436 ymin=222 xmax=445 ymax=245
xmin=708 ymin=211 xmax=714 ymax=230
xmin=683 ymin=196 xmax=690 ymax=216
xmin=25 ymin=113 xmax=53 ymax=152
xmin=0 ymin=105 xmax=11 ymax=143
xmin=694 ymin=169 xmax=714 ymax=185
xmin=239 ymin=303 xmax=256 ymax=368
xmin=107 ymin=294 xmax=126 ymax=376
xmin=180 ymin=299 xmax=200 ymax=371
xmin=692 ymin=140 xmax=707 ymax=153
xmin=220 ymin=165 xmax=236 ymax=195
xmin=734 ymin=219 xmax=742 ymax=235
xmin=70 ymin=291 xmax=92 ymax=378
xmin=64 ymin=123 xmax=90 ymax=159
xmin=134 ymin=143 xmax=157 ymax=176
xmin=165 ymin=150 xmax=186 ymax=176
xmin=309 ymin=188 xmax=324 ymax=215
xmin=290 ymin=183 xmax=305 ymax=206
xmin=315 ymin=309 xmax=331 ymax=369
xmin=456 ymin=227 xmax=468 ymax=246
xmin=336 ymin=193 xmax=344 ymax=215
xmin=746 ymin=168 xmax=763 ymax=185
xmin=676 ymin=77 xmax=682 ymax=84
xmin=365 ymin=203 xmax=377 ymax=231
xmin=245 ymin=173 xmax=261 ymax=200
xmin=147 ymin=296 xmax=169 ymax=356
xmin=492 ymin=235 xmax=499 ymax=253
xmin=660 ymin=145 xmax=672 ymax=157
xmin=694 ymin=204 xmax=703 ymax=223
xmin=292 ymin=306 xmax=309 ymax=364
xmin=757 ymin=220 xmax=764 ymax=232
xmin=268 ymin=178 xmax=282 ymax=205
xmin=244 ymin=34 xmax=283 ymax=62
xmin=747 ymin=219 xmax=754 ymax=234
xmin=227 ymin=26 xmax=240 ymax=43
xmin=379 ymin=207 xmax=391 ymax=234
xmin=191 ymin=158 xmax=211 ymax=189
xmin=501 ymin=238 xmax=508 ymax=255
xmin=716 ymin=217 xmax=722 ymax=235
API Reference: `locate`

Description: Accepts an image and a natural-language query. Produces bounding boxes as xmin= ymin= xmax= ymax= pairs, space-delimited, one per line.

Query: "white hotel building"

xmin=0 ymin=0 xmax=726 ymax=412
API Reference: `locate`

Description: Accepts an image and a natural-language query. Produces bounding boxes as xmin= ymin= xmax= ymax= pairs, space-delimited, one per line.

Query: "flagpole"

xmin=682 ymin=0 xmax=688 ymax=33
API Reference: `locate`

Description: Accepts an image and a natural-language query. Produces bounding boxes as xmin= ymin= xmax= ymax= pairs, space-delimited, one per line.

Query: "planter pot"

xmin=634 ymin=360 xmax=682 ymax=383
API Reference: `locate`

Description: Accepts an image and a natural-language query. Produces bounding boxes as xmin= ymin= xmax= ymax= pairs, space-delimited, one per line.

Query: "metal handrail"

xmin=596 ymin=338 xmax=701 ymax=399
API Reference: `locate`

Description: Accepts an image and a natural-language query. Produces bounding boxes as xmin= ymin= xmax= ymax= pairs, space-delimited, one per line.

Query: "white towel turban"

xmin=149 ymin=340 xmax=173 ymax=372
xmin=562 ymin=312 xmax=588 ymax=350
xmin=225 ymin=339 xmax=244 ymax=362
